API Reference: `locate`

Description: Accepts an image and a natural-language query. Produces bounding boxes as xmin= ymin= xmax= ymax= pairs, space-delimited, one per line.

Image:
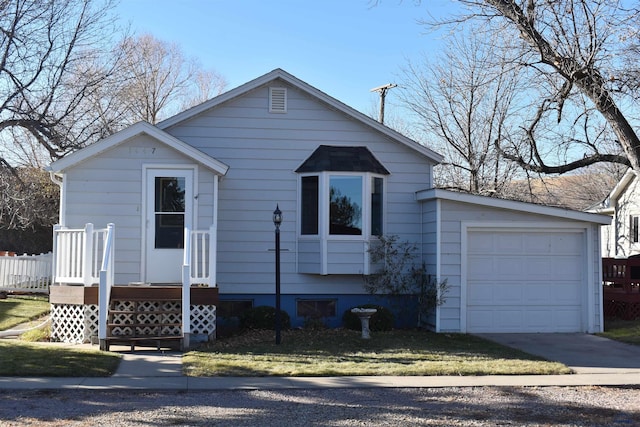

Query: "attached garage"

xmin=416 ymin=189 xmax=611 ymax=334
xmin=465 ymin=228 xmax=585 ymax=333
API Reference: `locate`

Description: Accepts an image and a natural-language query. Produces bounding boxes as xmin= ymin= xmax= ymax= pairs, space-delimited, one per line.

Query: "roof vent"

xmin=269 ymin=87 xmax=287 ymax=113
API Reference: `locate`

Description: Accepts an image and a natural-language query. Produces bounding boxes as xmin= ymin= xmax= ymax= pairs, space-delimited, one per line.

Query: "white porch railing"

xmin=52 ymin=223 xmax=110 ymax=286
xmin=182 ymin=225 xmax=217 ymax=347
xmin=98 ymin=224 xmax=115 ymax=348
xmin=0 ymin=252 xmax=52 ymax=293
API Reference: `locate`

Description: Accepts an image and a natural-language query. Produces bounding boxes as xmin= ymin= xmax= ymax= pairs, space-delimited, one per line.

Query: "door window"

xmin=154 ymin=177 xmax=186 ymax=248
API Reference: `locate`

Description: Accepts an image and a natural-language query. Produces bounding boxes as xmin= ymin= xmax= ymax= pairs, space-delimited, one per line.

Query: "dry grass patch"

xmin=599 ymin=318 xmax=640 ymax=345
xmin=184 ymin=329 xmax=570 ymax=377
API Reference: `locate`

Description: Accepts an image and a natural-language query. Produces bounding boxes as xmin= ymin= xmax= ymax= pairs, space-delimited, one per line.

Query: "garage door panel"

xmin=522 ymin=282 xmax=552 ymax=303
xmin=496 ymin=234 xmax=525 ymax=253
xmin=466 ymin=230 xmax=585 ymax=333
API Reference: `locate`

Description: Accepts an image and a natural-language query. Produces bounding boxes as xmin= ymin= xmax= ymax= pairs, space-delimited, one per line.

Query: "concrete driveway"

xmin=478 ymin=333 xmax=640 ymax=374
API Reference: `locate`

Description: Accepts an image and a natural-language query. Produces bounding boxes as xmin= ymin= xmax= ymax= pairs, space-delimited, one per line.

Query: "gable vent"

xmin=269 ymin=87 xmax=287 ymax=113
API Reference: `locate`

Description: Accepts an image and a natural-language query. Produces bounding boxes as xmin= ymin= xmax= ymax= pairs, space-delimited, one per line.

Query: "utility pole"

xmin=370 ymin=83 xmax=397 ymax=125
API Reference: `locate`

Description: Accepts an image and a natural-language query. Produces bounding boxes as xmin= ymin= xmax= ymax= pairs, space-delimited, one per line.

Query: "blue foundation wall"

xmin=217 ymin=293 xmax=420 ymax=329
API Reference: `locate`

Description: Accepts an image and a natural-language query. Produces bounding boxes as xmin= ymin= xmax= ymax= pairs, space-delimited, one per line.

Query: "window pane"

xmin=633 ymin=216 xmax=639 ymax=243
xmin=155 ymin=214 xmax=184 ymax=248
xmin=154 ymin=176 xmax=186 ymax=248
xmin=301 ymin=176 xmax=319 ymax=235
xmin=155 ymin=177 xmax=185 ymax=212
xmin=371 ymin=177 xmax=383 ymax=236
xmin=330 ymin=176 xmax=362 ymax=235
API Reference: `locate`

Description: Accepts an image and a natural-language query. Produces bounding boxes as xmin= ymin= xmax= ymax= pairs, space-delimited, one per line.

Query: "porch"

xmin=602 ymin=257 xmax=640 ymax=320
xmin=50 ymin=223 xmax=218 ymax=350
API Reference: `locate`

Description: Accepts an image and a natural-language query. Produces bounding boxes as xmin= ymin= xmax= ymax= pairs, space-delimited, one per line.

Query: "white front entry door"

xmin=145 ymin=168 xmax=194 ymax=283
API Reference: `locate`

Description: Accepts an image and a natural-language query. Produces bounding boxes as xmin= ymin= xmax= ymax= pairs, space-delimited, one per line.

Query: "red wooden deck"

xmin=602 ymin=258 xmax=640 ymax=320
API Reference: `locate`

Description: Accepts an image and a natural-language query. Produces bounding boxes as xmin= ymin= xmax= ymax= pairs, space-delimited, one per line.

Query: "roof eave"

xmin=416 ymin=188 xmax=611 ymax=225
xmin=48 ymin=122 xmax=229 ymax=176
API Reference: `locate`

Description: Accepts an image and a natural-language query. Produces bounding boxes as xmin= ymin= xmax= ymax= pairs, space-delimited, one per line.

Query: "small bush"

xmin=303 ymin=317 xmax=328 ymax=330
xmin=342 ymin=304 xmax=394 ymax=331
xmin=239 ymin=305 xmax=291 ymax=330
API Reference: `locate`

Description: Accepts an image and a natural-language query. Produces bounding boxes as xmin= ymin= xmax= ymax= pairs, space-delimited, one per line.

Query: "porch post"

xmin=211 ymin=175 xmax=219 ymax=287
xmin=209 ymin=224 xmax=216 ymax=287
xmin=182 ymin=228 xmax=191 ymax=350
xmin=83 ymin=223 xmax=94 ymax=286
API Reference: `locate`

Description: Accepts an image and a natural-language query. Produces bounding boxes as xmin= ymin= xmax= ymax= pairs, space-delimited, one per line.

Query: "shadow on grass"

xmin=184 ymin=329 xmax=570 ymax=377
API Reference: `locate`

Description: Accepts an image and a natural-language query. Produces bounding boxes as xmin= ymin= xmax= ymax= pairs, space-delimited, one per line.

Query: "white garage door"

xmin=466 ymin=229 xmax=585 ymax=333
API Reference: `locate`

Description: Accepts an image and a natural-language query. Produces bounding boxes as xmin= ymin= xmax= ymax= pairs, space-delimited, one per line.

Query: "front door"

xmin=145 ymin=168 xmax=194 ymax=283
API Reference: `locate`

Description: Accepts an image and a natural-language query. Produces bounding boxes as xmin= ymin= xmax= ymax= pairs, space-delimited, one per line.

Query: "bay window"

xmin=296 ymin=145 xmax=389 ymax=274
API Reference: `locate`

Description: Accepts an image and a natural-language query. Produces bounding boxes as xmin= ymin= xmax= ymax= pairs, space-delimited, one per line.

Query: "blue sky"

xmin=115 ymin=0 xmax=455 ymax=116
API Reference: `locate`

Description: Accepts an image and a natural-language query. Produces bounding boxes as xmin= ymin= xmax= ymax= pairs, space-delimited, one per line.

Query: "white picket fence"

xmin=0 ymin=252 xmax=52 ymax=294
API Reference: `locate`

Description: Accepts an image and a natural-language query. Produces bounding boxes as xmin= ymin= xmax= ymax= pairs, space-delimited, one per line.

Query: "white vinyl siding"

xmin=61 ymin=134 xmax=215 ymax=285
xmin=165 ymin=83 xmax=435 ymax=294
xmin=420 ymin=197 xmax=603 ymax=334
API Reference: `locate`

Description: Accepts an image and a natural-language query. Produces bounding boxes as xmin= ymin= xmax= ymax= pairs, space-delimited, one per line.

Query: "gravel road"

xmin=1 ymin=386 xmax=639 ymax=426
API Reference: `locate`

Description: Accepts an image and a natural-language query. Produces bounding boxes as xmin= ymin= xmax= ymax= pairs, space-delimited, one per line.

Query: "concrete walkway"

xmin=1 ymin=334 xmax=640 ymax=390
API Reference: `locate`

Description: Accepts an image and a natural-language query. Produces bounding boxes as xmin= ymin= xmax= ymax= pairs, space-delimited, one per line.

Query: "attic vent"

xmin=269 ymin=87 xmax=287 ymax=113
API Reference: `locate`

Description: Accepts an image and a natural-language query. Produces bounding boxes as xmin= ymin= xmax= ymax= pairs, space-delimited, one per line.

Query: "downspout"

xmin=49 ymin=171 xmax=64 ymax=226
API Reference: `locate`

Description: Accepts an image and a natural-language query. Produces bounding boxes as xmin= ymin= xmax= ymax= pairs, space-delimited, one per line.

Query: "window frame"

xmin=631 ymin=214 xmax=640 ymax=244
xmin=298 ymin=171 xmax=386 ymax=240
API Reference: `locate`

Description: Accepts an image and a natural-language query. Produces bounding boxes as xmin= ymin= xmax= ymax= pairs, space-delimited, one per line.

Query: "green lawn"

xmin=0 ymin=295 xmax=50 ymax=330
xmin=0 ymin=340 xmax=121 ymax=376
xmin=598 ymin=318 xmax=640 ymax=345
xmin=0 ymin=295 xmax=121 ymax=377
xmin=183 ymin=328 xmax=571 ymax=377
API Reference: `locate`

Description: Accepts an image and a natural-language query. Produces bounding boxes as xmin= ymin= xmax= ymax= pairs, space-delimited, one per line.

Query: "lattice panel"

xmin=54 ymin=301 xmax=217 ymax=342
xmin=51 ymin=304 xmax=98 ymax=344
xmin=604 ymin=300 xmax=640 ymax=320
xmin=191 ymin=304 xmax=216 ymax=335
xmin=84 ymin=305 xmax=99 ymax=340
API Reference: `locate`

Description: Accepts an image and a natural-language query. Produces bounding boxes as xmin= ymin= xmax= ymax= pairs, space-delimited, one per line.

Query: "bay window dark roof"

xmin=295 ymin=145 xmax=390 ymax=174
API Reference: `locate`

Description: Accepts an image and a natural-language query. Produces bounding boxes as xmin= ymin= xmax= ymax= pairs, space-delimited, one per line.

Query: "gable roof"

xmin=47 ymin=121 xmax=229 ymax=175
xmin=588 ymin=169 xmax=636 ymax=214
xmin=295 ymin=145 xmax=390 ymax=174
xmin=417 ymin=188 xmax=611 ymax=225
xmin=158 ymin=68 xmax=444 ymax=164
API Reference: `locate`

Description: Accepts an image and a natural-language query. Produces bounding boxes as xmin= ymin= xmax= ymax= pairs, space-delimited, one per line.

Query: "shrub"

xmin=239 ymin=305 xmax=291 ymax=330
xmin=342 ymin=304 xmax=394 ymax=331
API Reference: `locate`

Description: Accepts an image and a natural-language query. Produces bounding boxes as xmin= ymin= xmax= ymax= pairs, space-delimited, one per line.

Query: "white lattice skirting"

xmin=51 ymin=304 xmax=99 ymax=344
xmin=51 ymin=303 xmax=217 ymax=344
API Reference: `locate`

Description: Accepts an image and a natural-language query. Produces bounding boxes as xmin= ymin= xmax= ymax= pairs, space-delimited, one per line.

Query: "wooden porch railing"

xmin=602 ymin=257 xmax=640 ymax=319
xmin=52 ymin=223 xmax=111 ymax=286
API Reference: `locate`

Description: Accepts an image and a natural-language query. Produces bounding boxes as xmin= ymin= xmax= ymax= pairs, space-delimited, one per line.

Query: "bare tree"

xmin=0 ymin=0 xmax=121 ymax=166
xmin=442 ymin=0 xmax=639 ymax=174
xmin=397 ymin=30 xmax=523 ymax=195
xmin=114 ymin=34 xmax=227 ymax=125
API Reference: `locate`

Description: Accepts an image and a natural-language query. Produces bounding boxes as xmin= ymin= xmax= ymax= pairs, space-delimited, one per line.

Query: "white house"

xmin=47 ymin=69 xmax=611 ymax=349
xmin=590 ymin=169 xmax=640 ymax=258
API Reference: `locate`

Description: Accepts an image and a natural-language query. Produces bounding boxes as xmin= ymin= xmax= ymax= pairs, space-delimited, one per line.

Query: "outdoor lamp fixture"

xmin=273 ymin=204 xmax=282 ymax=345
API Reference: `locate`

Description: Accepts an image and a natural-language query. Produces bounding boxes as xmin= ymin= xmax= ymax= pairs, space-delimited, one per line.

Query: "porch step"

xmin=105 ymin=336 xmax=182 ymax=352
xmin=106 ymin=292 xmax=184 ymax=352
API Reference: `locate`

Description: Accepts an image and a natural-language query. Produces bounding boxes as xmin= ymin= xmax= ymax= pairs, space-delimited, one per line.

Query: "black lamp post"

xmin=273 ymin=204 xmax=282 ymax=345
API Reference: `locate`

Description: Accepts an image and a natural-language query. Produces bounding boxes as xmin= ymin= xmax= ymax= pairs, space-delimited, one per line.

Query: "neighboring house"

xmin=47 ymin=69 xmax=610 ymax=349
xmin=590 ymin=169 xmax=640 ymax=259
